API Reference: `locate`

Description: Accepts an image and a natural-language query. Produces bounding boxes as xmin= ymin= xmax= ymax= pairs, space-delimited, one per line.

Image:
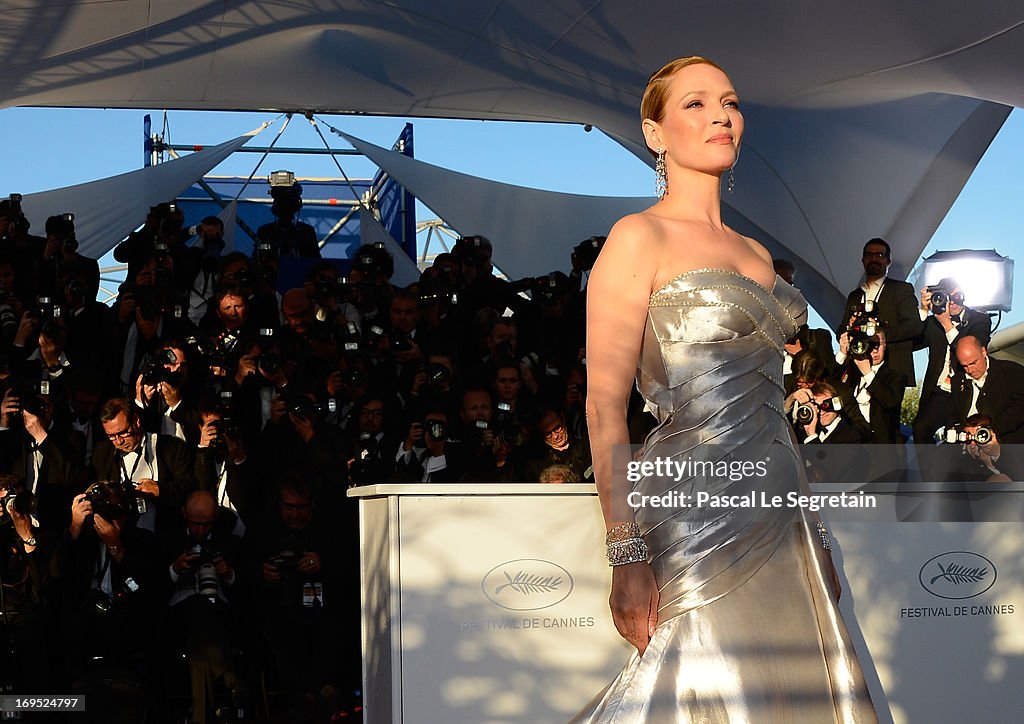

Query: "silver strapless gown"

xmin=573 ymin=269 xmax=876 ymax=723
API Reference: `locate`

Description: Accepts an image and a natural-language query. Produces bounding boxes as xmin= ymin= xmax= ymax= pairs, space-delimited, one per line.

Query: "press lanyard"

xmin=120 ymin=434 xmax=149 ymax=483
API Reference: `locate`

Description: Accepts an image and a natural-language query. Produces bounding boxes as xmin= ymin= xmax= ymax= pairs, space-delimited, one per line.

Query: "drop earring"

xmin=655 ymin=149 xmax=667 ymax=200
xmin=727 ymin=167 xmax=735 ymax=195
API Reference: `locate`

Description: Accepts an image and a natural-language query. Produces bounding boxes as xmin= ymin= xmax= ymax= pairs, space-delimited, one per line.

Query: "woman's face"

xmin=643 ymin=63 xmax=743 ymax=177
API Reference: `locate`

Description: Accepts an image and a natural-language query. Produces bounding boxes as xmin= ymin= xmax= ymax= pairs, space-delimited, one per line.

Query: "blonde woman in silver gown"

xmin=574 ymin=57 xmax=877 ymax=723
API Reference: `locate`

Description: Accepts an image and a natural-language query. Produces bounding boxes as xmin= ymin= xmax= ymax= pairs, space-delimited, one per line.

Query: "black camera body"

xmin=494 ymin=402 xmax=527 ymax=447
xmin=83 ymin=480 xmax=145 ymax=521
xmin=943 ymin=426 xmax=994 ymax=445
xmin=284 ymin=394 xmax=336 ymax=421
xmin=11 ymin=379 xmax=51 ymax=420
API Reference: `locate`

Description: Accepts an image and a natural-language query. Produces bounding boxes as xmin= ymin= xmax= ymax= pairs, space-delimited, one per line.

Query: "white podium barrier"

xmin=350 ymin=483 xmax=1024 ymax=724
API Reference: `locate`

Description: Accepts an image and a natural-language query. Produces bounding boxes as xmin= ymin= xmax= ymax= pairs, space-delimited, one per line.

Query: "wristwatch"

xmin=23 ymin=536 xmax=37 ymax=547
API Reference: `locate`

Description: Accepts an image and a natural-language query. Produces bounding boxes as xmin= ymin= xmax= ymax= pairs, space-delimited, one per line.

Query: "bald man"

xmin=951 ymin=335 xmax=1024 ymax=444
xmin=163 ymin=489 xmax=246 ymax=722
xmin=281 ymin=288 xmax=314 ymax=336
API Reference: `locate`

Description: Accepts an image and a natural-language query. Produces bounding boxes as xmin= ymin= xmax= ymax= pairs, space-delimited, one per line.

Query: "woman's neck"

xmin=654 ymin=167 xmax=725 ymax=227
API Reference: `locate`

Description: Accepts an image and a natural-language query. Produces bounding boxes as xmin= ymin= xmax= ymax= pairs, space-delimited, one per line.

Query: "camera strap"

xmin=92 ymin=545 xmax=113 ymax=596
xmin=119 ymin=433 xmax=152 ymax=484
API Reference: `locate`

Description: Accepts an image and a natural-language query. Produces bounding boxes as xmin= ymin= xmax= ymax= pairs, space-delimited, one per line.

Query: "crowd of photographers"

xmin=0 ymin=187 xmax=614 ymax=722
xmin=778 ymin=238 xmax=1024 ymax=484
xmin=3 ymin=183 xmax=1023 ymax=720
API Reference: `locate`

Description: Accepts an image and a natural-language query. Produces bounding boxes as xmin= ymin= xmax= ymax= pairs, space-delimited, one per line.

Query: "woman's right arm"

xmin=585 ymin=215 xmax=661 ymax=654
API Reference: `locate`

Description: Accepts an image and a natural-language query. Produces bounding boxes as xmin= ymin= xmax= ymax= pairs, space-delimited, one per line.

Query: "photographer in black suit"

xmin=160 ymin=490 xmax=246 ymax=723
xmin=52 ymin=483 xmax=160 ymax=722
xmin=839 ymin=238 xmax=921 ymax=398
xmin=948 ymin=414 xmax=1024 ymax=482
xmin=799 ymin=382 xmax=871 ymax=446
xmin=91 ymin=398 xmax=201 ymax=534
xmin=951 ymin=335 xmax=1024 ymax=444
xmin=839 ymin=328 xmax=906 ymax=444
xmin=912 ymin=278 xmax=991 ymax=444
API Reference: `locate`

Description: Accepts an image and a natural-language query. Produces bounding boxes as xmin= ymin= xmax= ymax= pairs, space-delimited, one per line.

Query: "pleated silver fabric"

xmin=572 ymin=269 xmax=876 ymax=723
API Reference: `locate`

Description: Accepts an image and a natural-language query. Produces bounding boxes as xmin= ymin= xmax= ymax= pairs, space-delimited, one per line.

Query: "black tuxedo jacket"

xmin=846 ymin=362 xmax=908 ymax=444
xmin=90 ymin=433 xmax=200 ymax=508
xmin=916 ymin=307 xmax=991 ymax=407
xmin=841 ymin=278 xmax=921 ymax=385
xmin=195 ymin=448 xmax=262 ymax=523
xmin=0 ymin=428 xmax=86 ymax=534
xmin=951 ymin=358 xmax=1024 ymax=444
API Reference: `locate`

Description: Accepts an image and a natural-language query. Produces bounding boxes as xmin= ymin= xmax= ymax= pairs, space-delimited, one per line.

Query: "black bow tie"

xmin=950 ymin=315 xmax=961 ymax=324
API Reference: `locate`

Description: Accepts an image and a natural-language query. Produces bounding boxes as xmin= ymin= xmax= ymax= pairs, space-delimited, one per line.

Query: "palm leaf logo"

xmin=494 ymin=570 xmax=563 ymax=596
xmin=930 ymin=562 xmax=988 ymax=586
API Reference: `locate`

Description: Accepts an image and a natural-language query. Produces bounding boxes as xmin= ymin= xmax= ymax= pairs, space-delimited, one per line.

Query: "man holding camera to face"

xmin=944 ymin=414 xmax=1024 ymax=482
xmin=393 ymin=408 xmax=468 ymax=482
xmin=839 ymin=238 xmax=921 ymax=403
xmin=797 ymin=382 xmax=871 ymax=445
xmin=912 ymin=277 xmax=992 ymax=445
xmin=161 ymin=490 xmax=246 ymax=724
xmin=951 ymin=335 xmax=1024 ymax=445
xmin=53 ymin=480 xmax=161 ymax=719
xmin=34 ymin=213 xmax=100 ymax=303
xmin=194 ymin=391 xmax=255 ymax=533
xmin=0 ymin=382 xmax=84 ymax=534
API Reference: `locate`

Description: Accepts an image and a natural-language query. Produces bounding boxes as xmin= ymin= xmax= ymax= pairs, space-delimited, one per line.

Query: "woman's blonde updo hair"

xmin=641 ymin=55 xmax=726 ymax=125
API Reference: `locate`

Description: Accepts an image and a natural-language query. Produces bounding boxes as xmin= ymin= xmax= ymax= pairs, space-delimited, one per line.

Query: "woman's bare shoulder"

xmin=592 ymin=213 xmax=662 ymax=286
xmin=739 ymin=233 xmax=773 ymax=265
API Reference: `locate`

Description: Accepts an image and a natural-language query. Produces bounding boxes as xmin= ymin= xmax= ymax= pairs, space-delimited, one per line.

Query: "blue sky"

xmin=1 ymin=106 xmax=1022 ymax=337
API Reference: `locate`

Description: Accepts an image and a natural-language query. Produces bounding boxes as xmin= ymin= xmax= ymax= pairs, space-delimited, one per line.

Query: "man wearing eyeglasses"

xmin=912 ymin=277 xmax=992 ymax=445
xmin=526 ymin=406 xmax=592 ymax=482
xmin=838 ymin=238 xmax=921 ymax=406
xmin=91 ymin=398 xmax=197 ymax=534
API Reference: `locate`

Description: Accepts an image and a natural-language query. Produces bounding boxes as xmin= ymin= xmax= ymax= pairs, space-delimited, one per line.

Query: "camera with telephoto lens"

xmin=209 ymin=391 xmax=241 ymax=444
xmin=494 ymin=402 xmax=527 ymax=447
xmin=45 ymin=212 xmax=78 ymax=254
xmin=85 ymin=577 xmax=141 ymax=616
xmin=469 ymin=419 xmax=491 ymax=449
xmin=83 ymin=479 xmax=146 ymax=521
xmin=366 ymin=324 xmax=386 ymax=346
xmin=139 ymin=348 xmax=179 ymax=386
xmin=926 ymin=285 xmax=964 ymax=315
xmin=10 ymin=379 xmax=50 ymax=420
xmin=943 ymin=425 xmax=994 ymax=446
xmin=207 ymin=329 xmax=243 ymax=370
xmin=349 ymin=432 xmax=384 ymax=485
xmin=0 ymin=474 xmax=38 ymax=525
xmin=795 ymin=403 xmax=815 ymax=425
xmin=425 ymin=420 xmax=447 ymax=442
xmin=796 ymin=396 xmax=843 ymax=425
xmin=845 ymin=304 xmax=882 ymax=360
xmin=35 ymin=295 xmax=64 ymax=340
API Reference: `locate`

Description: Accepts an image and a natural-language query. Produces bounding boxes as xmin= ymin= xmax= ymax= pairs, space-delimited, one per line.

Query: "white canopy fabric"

xmin=337 ymin=129 xmax=650 ymax=279
xmin=21 ymin=132 xmax=259 ymax=259
xmin=4 ymin=1 xmax=1023 ymax=321
xmin=358 ymin=205 xmax=421 ymax=287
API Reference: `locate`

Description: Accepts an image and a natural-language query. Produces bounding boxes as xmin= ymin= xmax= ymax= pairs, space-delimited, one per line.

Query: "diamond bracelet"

xmin=606 ymin=522 xmax=649 ymax=566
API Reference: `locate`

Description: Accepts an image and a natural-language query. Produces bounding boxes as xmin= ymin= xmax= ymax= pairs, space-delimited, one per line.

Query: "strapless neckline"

xmin=650 ymin=267 xmax=781 ymax=300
